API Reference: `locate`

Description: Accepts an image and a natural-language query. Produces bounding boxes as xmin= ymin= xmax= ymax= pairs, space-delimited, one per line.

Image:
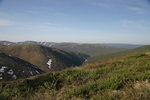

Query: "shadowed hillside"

xmin=87 ymin=45 xmax=150 ymax=63
xmin=0 ymin=52 xmax=44 ymax=82
xmin=0 ymin=53 xmax=150 ymax=99
xmin=0 ymin=45 xmax=89 ymax=72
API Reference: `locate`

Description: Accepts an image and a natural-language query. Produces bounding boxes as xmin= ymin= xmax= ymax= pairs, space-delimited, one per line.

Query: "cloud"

xmin=42 ymin=22 xmax=62 ymax=26
xmin=55 ymin=13 xmax=71 ymax=17
xmin=80 ymin=0 xmax=150 ymax=10
xmin=122 ymin=20 xmax=134 ymax=24
xmin=80 ymin=0 xmax=111 ymax=8
xmin=127 ymin=6 xmax=146 ymax=14
xmin=92 ymin=2 xmax=110 ymax=8
xmin=28 ymin=22 xmax=63 ymax=31
xmin=0 ymin=19 xmax=13 ymax=26
xmin=27 ymin=11 xmax=40 ymax=15
xmin=121 ymin=19 xmax=149 ymax=31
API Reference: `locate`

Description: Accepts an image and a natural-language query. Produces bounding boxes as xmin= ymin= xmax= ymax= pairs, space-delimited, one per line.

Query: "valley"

xmin=1 ymin=0 xmax=149 ymax=99
xmin=0 ymin=41 xmax=150 ymax=100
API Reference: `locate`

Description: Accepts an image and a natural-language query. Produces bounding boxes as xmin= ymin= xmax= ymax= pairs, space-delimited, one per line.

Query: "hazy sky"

xmin=0 ymin=0 xmax=150 ymax=44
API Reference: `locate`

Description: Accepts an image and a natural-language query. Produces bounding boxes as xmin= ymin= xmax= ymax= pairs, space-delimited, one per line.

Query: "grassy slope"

xmin=0 ymin=52 xmax=44 ymax=82
xmin=0 ymin=45 xmax=89 ymax=72
xmin=87 ymin=45 xmax=150 ymax=63
xmin=0 ymin=52 xmax=150 ymax=100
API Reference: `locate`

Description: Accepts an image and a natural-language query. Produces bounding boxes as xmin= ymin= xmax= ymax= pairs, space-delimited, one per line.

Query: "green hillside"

xmin=87 ymin=45 xmax=150 ymax=63
xmin=102 ymin=43 xmax=143 ymax=49
xmin=51 ymin=43 xmax=125 ymax=56
xmin=1 ymin=53 xmax=150 ymax=100
xmin=0 ymin=45 xmax=89 ymax=72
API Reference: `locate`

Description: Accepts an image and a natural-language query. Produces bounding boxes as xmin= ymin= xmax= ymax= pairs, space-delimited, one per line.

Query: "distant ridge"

xmin=87 ymin=45 xmax=150 ymax=63
xmin=0 ymin=45 xmax=89 ymax=72
xmin=0 ymin=40 xmax=16 ymax=46
xmin=0 ymin=41 xmax=125 ymax=56
xmin=102 ymin=43 xmax=143 ymax=49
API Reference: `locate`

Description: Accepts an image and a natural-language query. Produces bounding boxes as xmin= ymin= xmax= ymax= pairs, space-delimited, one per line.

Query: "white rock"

xmin=47 ymin=59 xmax=52 ymax=69
xmin=29 ymin=71 xmax=33 ymax=76
xmin=35 ymin=70 xmax=40 ymax=74
xmin=12 ymin=75 xmax=17 ymax=79
xmin=44 ymin=42 xmax=47 ymax=45
xmin=49 ymin=44 xmax=52 ymax=47
xmin=7 ymin=69 xmax=14 ymax=75
xmin=0 ymin=66 xmax=8 ymax=72
xmin=8 ymin=55 xmax=12 ymax=57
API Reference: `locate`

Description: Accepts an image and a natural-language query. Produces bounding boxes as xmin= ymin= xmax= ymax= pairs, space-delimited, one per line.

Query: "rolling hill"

xmin=0 ymin=45 xmax=89 ymax=72
xmin=48 ymin=43 xmax=125 ymax=56
xmin=87 ymin=45 xmax=150 ymax=63
xmin=0 ymin=52 xmax=150 ymax=100
xmin=0 ymin=41 xmax=125 ymax=56
xmin=0 ymin=51 xmax=44 ymax=82
xmin=102 ymin=43 xmax=143 ymax=49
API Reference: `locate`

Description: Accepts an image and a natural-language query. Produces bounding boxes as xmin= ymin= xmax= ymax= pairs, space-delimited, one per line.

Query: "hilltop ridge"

xmin=87 ymin=45 xmax=150 ymax=63
xmin=0 ymin=45 xmax=89 ymax=72
xmin=0 ymin=41 xmax=125 ymax=56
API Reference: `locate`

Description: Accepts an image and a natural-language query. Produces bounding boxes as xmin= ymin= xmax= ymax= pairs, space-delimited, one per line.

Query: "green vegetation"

xmin=102 ymin=43 xmax=143 ymax=49
xmin=52 ymin=43 xmax=125 ymax=56
xmin=1 ymin=52 xmax=150 ymax=100
xmin=0 ymin=45 xmax=89 ymax=72
xmin=88 ymin=45 xmax=150 ymax=63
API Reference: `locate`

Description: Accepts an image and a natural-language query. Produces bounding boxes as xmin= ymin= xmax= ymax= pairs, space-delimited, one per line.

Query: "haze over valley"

xmin=0 ymin=0 xmax=150 ymax=99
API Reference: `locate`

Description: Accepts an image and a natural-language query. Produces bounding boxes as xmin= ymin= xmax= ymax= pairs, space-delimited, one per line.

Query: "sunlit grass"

xmin=1 ymin=53 xmax=150 ymax=99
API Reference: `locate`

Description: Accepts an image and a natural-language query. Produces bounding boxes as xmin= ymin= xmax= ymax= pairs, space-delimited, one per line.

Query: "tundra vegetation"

xmin=0 ymin=53 xmax=150 ymax=100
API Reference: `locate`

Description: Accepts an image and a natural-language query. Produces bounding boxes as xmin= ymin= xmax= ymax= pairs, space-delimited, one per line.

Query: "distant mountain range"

xmin=0 ymin=41 xmax=125 ymax=56
xmin=0 ymin=41 xmax=144 ymax=49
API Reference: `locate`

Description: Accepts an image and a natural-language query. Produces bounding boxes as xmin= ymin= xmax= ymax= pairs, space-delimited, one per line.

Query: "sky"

xmin=0 ymin=0 xmax=150 ymax=44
